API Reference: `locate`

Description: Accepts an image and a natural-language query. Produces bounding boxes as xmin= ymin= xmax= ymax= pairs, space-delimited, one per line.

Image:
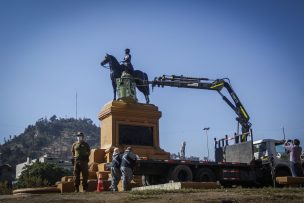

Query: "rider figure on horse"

xmin=122 ymin=48 xmax=134 ymax=74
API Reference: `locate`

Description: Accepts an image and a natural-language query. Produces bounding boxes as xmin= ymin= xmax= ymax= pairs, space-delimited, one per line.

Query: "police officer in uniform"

xmin=110 ymin=147 xmax=122 ymax=191
xmin=71 ymin=132 xmax=90 ymax=192
xmin=122 ymin=48 xmax=134 ymax=74
xmin=120 ymin=147 xmax=137 ymax=191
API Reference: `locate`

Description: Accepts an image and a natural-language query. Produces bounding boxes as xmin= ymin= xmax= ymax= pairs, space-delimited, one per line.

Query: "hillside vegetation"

xmin=0 ymin=116 xmax=100 ymax=169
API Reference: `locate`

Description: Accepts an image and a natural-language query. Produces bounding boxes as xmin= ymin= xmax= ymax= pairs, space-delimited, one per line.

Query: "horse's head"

xmin=100 ymin=54 xmax=121 ymax=69
xmin=100 ymin=54 xmax=111 ymax=67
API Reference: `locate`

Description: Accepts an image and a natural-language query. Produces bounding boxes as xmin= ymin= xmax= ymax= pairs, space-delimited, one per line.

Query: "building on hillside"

xmin=38 ymin=154 xmax=73 ymax=172
xmin=15 ymin=154 xmax=73 ymax=179
xmin=15 ymin=157 xmax=37 ymax=179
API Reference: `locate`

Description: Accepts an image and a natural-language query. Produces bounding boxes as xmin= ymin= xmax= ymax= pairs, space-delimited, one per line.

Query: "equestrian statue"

xmin=100 ymin=50 xmax=150 ymax=104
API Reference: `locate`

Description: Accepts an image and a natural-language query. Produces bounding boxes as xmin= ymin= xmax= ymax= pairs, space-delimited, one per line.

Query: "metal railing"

xmin=214 ymin=129 xmax=253 ymax=149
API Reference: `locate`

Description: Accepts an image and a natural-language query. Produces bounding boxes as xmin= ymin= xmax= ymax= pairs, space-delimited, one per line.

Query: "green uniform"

xmin=72 ymin=140 xmax=90 ymax=191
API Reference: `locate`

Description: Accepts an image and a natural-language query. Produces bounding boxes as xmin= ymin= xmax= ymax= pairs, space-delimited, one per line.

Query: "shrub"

xmin=0 ymin=181 xmax=12 ymax=195
xmin=17 ymin=162 xmax=68 ymax=188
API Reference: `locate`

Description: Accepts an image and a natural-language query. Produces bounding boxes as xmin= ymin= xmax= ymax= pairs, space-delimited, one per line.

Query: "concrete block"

xmin=132 ymin=182 xmax=220 ymax=191
xmin=79 ymin=179 xmax=97 ymax=192
xmin=61 ymin=176 xmax=74 ymax=182
xmin=80 ymin=171 xmax=97 ymax=180
xmin=89 ymin=171 xmax=97 ymax=179
xmin=89 ymin=149 xmax=105 ymax=164
xmin=57 ymin=181 xmax=75 ymax=193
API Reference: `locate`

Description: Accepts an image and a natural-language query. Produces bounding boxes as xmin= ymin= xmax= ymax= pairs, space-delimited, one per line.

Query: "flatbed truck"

xmin=132 ymin=75 xmax=303 ymax=187
xmin=135 ymin=137 xmax=304 ymax=187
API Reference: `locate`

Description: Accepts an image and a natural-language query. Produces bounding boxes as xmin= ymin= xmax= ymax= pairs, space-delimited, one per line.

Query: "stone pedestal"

xmin=98 ymin=101 xmax=170 ymax=161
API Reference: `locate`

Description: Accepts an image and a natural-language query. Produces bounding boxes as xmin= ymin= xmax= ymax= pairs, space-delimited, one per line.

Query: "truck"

xmin=132 ymin=75 xmax=303 ymax=187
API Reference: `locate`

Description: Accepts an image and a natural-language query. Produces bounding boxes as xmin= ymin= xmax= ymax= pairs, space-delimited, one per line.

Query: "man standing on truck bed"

xmin=284 ymin=139 xmax=303 ymax=177
xmin=72 ymin=132 xmax=91 ymax=192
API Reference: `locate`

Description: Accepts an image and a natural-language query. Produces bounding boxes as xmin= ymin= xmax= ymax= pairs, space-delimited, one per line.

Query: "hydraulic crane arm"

xmin=150 ymin=75 xmax=252 ymax=135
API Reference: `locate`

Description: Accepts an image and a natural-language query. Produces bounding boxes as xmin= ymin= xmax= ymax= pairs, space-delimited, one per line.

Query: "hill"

xmin=0 ymin=115 xmax=100 ymax=169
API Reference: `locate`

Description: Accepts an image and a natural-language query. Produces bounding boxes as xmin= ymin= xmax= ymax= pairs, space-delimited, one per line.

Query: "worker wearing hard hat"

xmin=71 ymin=132 xmax=91 ymax=192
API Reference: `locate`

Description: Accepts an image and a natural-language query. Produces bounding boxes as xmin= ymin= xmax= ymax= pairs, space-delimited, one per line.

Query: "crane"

xmin=150 ymin=75 xmax=252 ymax=141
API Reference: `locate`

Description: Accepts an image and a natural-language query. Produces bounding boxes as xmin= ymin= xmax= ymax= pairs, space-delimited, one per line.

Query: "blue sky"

xmin=0 ymin=0 xmax=303 ymax=159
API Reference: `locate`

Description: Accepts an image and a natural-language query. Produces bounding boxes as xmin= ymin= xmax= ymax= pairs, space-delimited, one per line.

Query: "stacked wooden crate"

xmin=276 ymin=176 xmax=304 ymax=186
xmin=57 ymin=148 xmax=108 ymax=193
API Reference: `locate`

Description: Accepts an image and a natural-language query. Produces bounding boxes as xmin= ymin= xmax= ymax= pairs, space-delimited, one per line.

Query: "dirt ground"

xmin=0 ymin=188 xmax=304 ymax=203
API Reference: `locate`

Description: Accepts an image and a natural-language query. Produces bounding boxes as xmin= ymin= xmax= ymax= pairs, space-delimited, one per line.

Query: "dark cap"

xmin=294 ymin=139 xmax=300 ymax=145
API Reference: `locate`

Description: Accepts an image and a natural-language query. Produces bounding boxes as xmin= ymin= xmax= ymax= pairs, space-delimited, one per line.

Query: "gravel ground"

xmin=0 ymin=188 xmax=304 ymax=203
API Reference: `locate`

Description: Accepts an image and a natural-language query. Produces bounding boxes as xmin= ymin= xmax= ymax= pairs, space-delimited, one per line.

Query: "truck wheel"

xmin=194 ymin=168 xmax=216 ymax=182
xmin=169 ymin=165 xmax=193 ymax=182
xmin=275 ymin=169 xmax=290 ymax=177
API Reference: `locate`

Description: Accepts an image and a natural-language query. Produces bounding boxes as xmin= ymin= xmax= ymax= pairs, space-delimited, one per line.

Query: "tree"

xmin=50 ymin=115 xmax=57 ymax=122
xmin=1 ymin=116 xmax=100 ymax=169
xmin=17 ymin=162 xmax=68 ymax=188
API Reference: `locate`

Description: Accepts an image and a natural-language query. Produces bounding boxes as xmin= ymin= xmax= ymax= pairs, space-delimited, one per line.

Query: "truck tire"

xmin=194 ymin=168 xmax=216 ymax=182
xmin=169 ymin=165 xmax=193 ymax=182
xmin=275 ymin=169 xmax=290 ymax=177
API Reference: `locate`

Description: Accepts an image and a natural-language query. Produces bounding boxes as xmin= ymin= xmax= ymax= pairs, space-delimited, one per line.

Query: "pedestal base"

xmin=98 ymin=100 xmax=170 ymax=161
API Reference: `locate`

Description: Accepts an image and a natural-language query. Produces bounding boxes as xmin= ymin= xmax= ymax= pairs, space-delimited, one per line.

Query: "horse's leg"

xmin=145 ymin=95 xmax=150 ymax=104
xmin=144 ymin=73 xmax=150 ymax=104
xmin=133 ymin=71 xmax=150 ymax=104
xmin=144 ymin=82 xmax=150 ymax=104
xmin=112 ymin=80 xmax=116 ymax=100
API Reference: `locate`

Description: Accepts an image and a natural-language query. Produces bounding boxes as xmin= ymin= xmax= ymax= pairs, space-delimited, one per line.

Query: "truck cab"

xmin=253 ymin=139 xmax=291 ymax=177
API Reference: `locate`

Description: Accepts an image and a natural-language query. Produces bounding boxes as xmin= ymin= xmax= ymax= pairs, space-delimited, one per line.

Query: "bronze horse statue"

xmin=100 ymin=54 xmax=150 ymax=103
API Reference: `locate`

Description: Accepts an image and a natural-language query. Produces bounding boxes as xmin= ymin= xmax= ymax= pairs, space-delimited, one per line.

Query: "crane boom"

xmin=150 ymin=75 xmax=252 ymax=138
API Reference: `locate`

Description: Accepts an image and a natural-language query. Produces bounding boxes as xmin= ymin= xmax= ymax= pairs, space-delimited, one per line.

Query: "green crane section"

xmin=150 ymin=75 xmax=251 ymax=141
